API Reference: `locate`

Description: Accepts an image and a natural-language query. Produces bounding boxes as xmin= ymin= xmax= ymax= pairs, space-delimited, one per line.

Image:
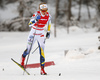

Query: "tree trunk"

xmin=67 ymin=0 xmax=72 ymax=34
xmin=78 ymin=0 xmax=82 ymax=21
xmin=68 ymin=0 xmax=72 ymax=20
xmin=40 ymin=0 xmax=47 ymax=3
xmin=54 ymin=0 xmax=59 ymax=37
xmin=86 ymin=0 xmax=91 ymax=19
xmin=0 ymin=0 xmax=4 ymax=8
xmin=19 ymin=0 xmax=24 ymax=17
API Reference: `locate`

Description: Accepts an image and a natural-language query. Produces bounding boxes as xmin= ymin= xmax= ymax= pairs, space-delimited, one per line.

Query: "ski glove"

xmin=36 ymin=15 xmax=41 ymax=21
xmin=46 ymin=32 xmax=50 ymax=39
xmin=28 ymin=20 xmax=35 ymax=25
xmin=28 ymin=15 xmax=41 ymax=25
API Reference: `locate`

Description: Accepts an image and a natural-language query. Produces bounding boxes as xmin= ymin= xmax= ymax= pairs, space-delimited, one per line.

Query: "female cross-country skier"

xmin=20 ymin=3 xmax=51 ymax=75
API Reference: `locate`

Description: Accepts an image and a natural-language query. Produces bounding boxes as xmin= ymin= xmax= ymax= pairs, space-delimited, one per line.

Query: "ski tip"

xmin=11 ymin=58 xmax=13 ymax=60
xmin=28 ymin=73 xmax=30 ymax=75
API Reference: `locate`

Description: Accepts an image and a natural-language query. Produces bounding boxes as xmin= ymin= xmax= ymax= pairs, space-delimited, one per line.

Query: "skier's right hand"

xmin=36 ymin=15 xmax=41 ymax=21
xmin=28 ymin=15 xmax=41 ymax=25
xmin=28 ymin=20 xmax=35 ymax=25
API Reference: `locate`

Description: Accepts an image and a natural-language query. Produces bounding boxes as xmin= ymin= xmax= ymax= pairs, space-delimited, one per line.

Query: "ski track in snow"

xmin=0 ymin=27 xmax=100 ymax=80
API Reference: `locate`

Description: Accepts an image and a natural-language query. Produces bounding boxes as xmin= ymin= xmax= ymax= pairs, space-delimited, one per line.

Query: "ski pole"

xmin=23 ymin=21 xmax=39 ymax=75
xmin=31 ymin=38 xmax=46 ymax=54
xmin=31 ymin=46 xmax=39 ymax=54
xmin=25 ymin=37 xmax=47 ymax=60
xmin=23 ymin=37 xmax=35 ymax=75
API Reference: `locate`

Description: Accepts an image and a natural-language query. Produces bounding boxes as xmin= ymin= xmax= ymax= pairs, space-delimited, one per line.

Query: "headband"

xmin=40 ymin=4 xmax=48 ymax=9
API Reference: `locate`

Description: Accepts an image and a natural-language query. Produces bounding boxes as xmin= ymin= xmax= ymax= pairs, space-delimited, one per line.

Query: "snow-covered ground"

xmin=0 ymin=26 xmax=100 ymax=80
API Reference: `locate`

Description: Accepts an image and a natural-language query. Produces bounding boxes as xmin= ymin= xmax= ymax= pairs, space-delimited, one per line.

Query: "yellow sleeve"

xmin=47 ymin=15 xmax=51 ymax=32
xmin=47 ymin=23 xmax=51 ymax=31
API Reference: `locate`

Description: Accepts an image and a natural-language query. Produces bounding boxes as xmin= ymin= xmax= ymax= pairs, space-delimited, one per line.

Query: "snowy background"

xmin=0 ymin=25 xmax=100 ymax=80
xmin=0 ymin=0 xmax=100 ymax=80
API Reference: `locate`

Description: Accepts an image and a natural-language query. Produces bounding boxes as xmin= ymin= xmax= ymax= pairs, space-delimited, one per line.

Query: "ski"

xmin=26 ymin=61 xmax=55 ymax=68
xmin=11 ymin=58 xmax=30 ymax=75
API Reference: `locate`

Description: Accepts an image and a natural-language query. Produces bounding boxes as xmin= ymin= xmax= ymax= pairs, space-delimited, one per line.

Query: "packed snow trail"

xmin=0 ymin=27 xmax=100 ymax=80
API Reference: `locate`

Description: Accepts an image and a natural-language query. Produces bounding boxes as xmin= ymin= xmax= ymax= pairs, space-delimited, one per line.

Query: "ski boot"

xmin=41 ymin=66 xmax=47 ymax=75
xmin=21 ymin=49 xmax=28 ymax=67
xmin=21 ymin=55 xmax=25 ymax=67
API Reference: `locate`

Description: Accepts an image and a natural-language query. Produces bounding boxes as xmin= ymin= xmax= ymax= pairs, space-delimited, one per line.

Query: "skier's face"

xmin=41 ymin=8 xmax=48 ymax=12
xmin=40 ymin=8 xmax=48 ymax=15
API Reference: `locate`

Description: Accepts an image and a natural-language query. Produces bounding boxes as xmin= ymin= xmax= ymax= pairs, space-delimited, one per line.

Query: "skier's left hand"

xmin=36 ymin=15 xmax=41 ymax=21
xmin=46 ymin=32 xmax=50 ymax=39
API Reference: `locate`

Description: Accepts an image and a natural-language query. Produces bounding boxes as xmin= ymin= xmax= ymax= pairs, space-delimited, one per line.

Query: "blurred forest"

xmin=0 ymin=0 xmax=100 ymax=33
